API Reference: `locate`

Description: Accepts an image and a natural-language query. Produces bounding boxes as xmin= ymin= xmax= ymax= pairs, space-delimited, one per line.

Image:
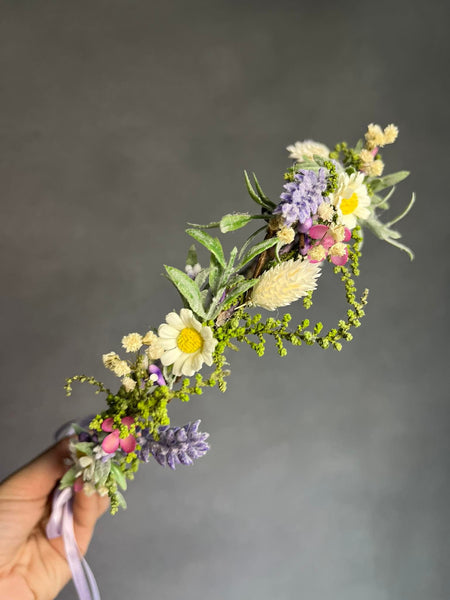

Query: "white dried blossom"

xmin=359 ymin=148 xmax=374 ymax=163
xmin=277 ymin=226 xmax=295 ymax=245
xmin=142 ymin=330 xmax=158 ymax=345
xmin=121 ymin=333 xmax=143 ymax=353
xmin=364 ymin=159 xmax=384 ymax=177
xmin=329 ymin=242 xmax=347 ymax=257
xmin=308 ymin=245 xmax=327 ymax=262
xmin=329 ymin=224 xmax=346 ymax=242
xmin=146 ymin=340 xmax=165 ymax=360
xmin=185 ymin=263 xmax=202 ymax=278
xmin=317 ymin=202 xmax=335 ymax=222
xmin=383 ymin=124 xmax=398 ymax=144
xmin=122 ymin=376 xmax=136 ymax=392
xmin=102 ymin=352 xmax=120 ymax=371
xmin=250 ymin=259 xmax=321 ymax=311
xmin=287 ymin=140 xmax=330 ymax=161
xmin=365 ymin=123 xmax=385 ymax=149
xmin=113 ymin=360 xmax=131 ymax=377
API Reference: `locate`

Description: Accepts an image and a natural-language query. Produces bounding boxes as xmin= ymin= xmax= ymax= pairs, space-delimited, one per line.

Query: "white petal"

xmin=190 ymin=352 xmax=204 ymax=372
xmin=201 ymin=351 xmax=214 ymax=367
xmin=159 ymin=337 xmax=177 ymax=350
xmin=158 ymin=324 xmax=180 ymax=339
xmin=160 ymin=347 xmax=182 ymax=366
xmin=173 ymin=353 xmax=192 ymax=376
xmin=165 ymin=312 xmax=184 ymax=330
xmin=179 ymin=308 xmax=194 ymax=326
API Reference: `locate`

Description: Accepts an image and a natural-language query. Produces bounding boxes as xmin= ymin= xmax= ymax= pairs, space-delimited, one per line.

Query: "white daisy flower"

xmin=286 ymin=139 xmax=330 ymax=161
xmin=330 ymin=172 xmax=371 ymax=230
xmin=158 ymin=308 xmax=218 ymax=377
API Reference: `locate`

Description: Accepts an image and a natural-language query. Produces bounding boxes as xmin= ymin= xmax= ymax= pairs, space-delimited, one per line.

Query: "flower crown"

xmin=60 ymin=123 xmax=414 ymax=514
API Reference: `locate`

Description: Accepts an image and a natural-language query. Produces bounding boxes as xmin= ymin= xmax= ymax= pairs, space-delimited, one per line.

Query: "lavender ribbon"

xmin=46 ymin=487 xmax=101 ymax=600
xmin=46 ymin=417 xmax=101 ymax=600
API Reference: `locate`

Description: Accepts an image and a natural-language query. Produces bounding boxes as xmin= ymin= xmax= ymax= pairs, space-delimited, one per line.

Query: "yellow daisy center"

xmin=340 ymin=192 xmax=358 ymax=215
xmin=177 ymin=327 xmax=203 ymax=354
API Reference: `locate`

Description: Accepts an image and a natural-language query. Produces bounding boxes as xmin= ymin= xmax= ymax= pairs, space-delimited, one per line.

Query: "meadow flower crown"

xmin=60 ymin=123 xmax=415 ymax=515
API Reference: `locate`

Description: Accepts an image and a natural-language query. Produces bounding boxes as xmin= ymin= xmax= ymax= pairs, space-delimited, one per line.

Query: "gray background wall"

xmin=1 ymin=1 xmax=449 ymax=599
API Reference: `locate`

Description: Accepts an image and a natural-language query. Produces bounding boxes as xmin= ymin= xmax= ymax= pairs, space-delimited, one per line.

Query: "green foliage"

xmin=164 ymin=265 xmax=206 ymax=318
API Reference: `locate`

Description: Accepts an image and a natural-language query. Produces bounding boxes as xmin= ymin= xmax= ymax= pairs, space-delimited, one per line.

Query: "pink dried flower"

xmin=101 ymin=416 xmax=136 ymax=454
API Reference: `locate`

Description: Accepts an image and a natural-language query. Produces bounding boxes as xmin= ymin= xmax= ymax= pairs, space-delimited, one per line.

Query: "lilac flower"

xmin=138 ymin=421 xmax=210 ymax=469
xmin=274 ymin=168 xmax=328 ymax=226
xmin=149 ymin=364 xmax=166 ymax=386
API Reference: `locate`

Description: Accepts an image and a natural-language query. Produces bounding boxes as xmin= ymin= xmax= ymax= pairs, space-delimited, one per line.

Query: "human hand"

xmin=0 ymin=439 xmax=109 ymax=600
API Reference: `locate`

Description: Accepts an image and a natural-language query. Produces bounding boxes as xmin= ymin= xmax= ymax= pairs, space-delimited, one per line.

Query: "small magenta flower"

xmin=101 ymin=416 xmax=136 ymax=454
xmin=308 ymin=224 xmax=351 ymax=266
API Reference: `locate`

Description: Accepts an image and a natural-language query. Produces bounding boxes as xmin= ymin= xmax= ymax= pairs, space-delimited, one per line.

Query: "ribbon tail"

xmin=47 ymin=487 xmax=101 ymax=600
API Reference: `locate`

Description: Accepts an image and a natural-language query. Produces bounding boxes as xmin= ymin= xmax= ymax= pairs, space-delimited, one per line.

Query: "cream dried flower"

xmin=308 ymin=245 xmax=327 ymax=262
xmin=383 ymin=124 xmax=398 ymax=144
xmin=329 ymin=242 xmax=347 ymax=257
xmin=113 ymin=360 xmax=131 ymax=377
xmin=122 ymin=333 xmax=143 ymax=353
xmin=142 ymin=330 xmax=158 ymax=345
xmin=364 ymin=159 xmax=384 ymax=177
xmin=277 ymin=226 xmax=295 ymax=245
xmin=122 ymin=376 xmax=136 ymax=392
xmin=146 ymin=340 xmax=165 ymax=360
xmin=359 ymin=148 xmax=374 ymax=163
xmin=317 ymin=202 xmax=335 ymax=222
xmin=102 ymin=352 xmax=120 ymax=371
xmin=329 ymin=224 xmax=346 ymax=242
xmin=250 ymin=259 xmax=321 ymax=311
xmin=287 ymin=140 xmax=330 ymax=161
xmin=365 ymin=123 xmax=385 ymax=149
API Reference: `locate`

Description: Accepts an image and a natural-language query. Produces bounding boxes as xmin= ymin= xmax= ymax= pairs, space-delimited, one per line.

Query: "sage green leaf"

xmin=164 ymin=265 xmax=206 ymax=318
xmin=74 ymin=442 xmax=93 ymax=455
xmin=237 ymin=237 xmax=278 ymax=270
xmin=59 ymin=466 xmax=77 ymax=489
xmin=252 ymin=173 xmax=276 ymax=209
xmin=186 ymin=228 xmax=226 ymax=267
xmin=186 ymin=244 xmax=197 ymax=267
xmin=354 ymin=139 xmax=363 ymax=153
xmin=209 ymin=255 xmax=221 ymax=293
xmin=244 ymin=171 xmax=273 ymax=210
xmin=220 ymin=246 xmax=238 ymax=284
xmin=116 ymin=491 xmax=127 ymax=510
xmin=186 ymin=221 xmax=220 ymax=229
xmin=194 ymin=266 xmax=210 ymax=290
xmin=94 ymin=460 xmax=111 ymax=485
xmin=110 ymin=462 xmax=127 ymax=491
xmin=370 ymin=171 xmax=410 ymax=193
xmin=220 ymin=213 xmax=255 ymax=233
xmin=224 ymin=279 xmax=258 ymax=305
xmin=238 ymin=225 xmax=267 ymax=261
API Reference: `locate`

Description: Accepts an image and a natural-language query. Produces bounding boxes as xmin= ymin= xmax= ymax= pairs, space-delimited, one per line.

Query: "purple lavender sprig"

xmin=274 ymin=167 xmax=328 ymax=226
xmin=138 ymin=421 xmax=210 ymax=469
